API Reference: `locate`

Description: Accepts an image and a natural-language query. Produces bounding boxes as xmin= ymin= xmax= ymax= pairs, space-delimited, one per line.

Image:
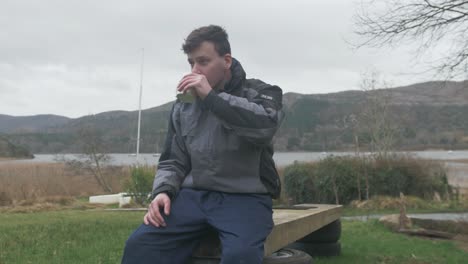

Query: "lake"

xmin=2 ymin=150 xmax=468 ymax=167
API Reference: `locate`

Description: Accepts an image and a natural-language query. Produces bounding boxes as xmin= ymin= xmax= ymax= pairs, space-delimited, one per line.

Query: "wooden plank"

xmin=264 ymin=204 xmax=342 ymax=255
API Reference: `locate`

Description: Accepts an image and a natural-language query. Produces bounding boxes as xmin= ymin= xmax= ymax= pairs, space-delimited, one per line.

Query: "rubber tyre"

xmin=298 ymin=220 xmax=341 ymax=243
xmin=190 ymin=257 xmax=220 ymax=264
xmin=263 ymin=248 xmax=313 ymax=264
xmin=191 ymin=249 xmax=313 ymax=264
xmin=287 ymin=242 xmax=341 ymax=257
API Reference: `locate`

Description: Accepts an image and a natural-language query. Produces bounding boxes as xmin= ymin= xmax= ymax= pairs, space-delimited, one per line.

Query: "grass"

xmin=1 ymin=211 xmax=467 ymax=264
xmin=0 ymin=210 xmax=144 ymax=264
xmin=315 ymin=220 xmax=468 ymax=264
xmin=1 ymin=160 xmax=467 ymax=263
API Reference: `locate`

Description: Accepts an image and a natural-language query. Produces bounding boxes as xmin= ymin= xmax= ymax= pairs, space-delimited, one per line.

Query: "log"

xmin=398 ymin=228 xmax=455 ymax=239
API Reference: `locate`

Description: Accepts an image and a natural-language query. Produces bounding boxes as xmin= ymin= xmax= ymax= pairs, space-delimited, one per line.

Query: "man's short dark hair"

xmin=182 ymin=25 xmax=231 ymax=56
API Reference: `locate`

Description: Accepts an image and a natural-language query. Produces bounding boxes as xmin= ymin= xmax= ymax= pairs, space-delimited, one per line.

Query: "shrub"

xmin=313 ymin=155 xmax=364 ymax=204
xmin=371 ymin=154 xmax=451 ymax=200
xmin=281 ymin=154 xmax=452 ymax=205
xmin=283 ymin=162 xmax=315 ymax=204
xmin=123 ymin=165 xmax=155 ymax=206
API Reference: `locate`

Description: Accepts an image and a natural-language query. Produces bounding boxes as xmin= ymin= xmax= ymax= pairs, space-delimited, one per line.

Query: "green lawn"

xmin=315 ymin=220 xmax=467 ymax=264
xmin=0 ymin=210 xmax=144 ymax=264
xmin=0 ymin=210 xmax=466 ymax=264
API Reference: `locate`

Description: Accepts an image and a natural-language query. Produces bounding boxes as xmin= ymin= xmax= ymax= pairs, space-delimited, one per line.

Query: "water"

xmin=2 ymin=150 xmax=468 ymax=167
xmin=2 ymin=153 xmax=161 ymax=166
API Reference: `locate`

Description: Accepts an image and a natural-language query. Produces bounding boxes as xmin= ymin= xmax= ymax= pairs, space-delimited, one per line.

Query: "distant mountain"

xmin=1 ymin=80 xmax=468 ymax=153
xmin=389 ymin=81 xmax=468 ymax=105
xmin=3 ymin=101 xmax=174 ymax=154
xmin=277 ymin=80 xmax=468 ymax=151
xmin=0 ymin=114 xmax=70 ymax=133
xmin=281 ymin=80 xmax=468 ymax=107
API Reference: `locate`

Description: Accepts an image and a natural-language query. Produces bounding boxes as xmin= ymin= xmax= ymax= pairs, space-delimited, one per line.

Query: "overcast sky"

xmin=0 ymin=0 xmax=450 ymax=118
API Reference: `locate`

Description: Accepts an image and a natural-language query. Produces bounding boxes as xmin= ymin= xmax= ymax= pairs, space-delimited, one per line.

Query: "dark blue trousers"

xmin=122 ymin=188 xmax=274 ymax=264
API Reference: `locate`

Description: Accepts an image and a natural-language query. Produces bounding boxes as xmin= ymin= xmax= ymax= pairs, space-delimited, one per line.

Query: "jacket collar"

xmin=198 ymin=58 xmax=246 ymax=110
xmin=223 ymin=58 xmax=246 ymax=94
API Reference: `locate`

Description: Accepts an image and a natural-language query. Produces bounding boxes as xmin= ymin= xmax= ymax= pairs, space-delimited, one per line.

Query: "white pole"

xmin=136 ymin=48 xmax=144 ymax=161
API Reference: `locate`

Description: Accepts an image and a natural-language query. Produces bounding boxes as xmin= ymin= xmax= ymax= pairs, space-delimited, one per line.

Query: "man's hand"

xmin=144 ymin=193 xmax=171 ymax=227
xmin=177 ymin=73 xmax=212 ymax=99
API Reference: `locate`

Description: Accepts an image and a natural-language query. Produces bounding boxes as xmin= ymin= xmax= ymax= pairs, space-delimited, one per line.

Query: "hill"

xmin=1 ymin=80 xmax=468 ymax=153
xmin=0 ymin=114 xmax=70 ymax=133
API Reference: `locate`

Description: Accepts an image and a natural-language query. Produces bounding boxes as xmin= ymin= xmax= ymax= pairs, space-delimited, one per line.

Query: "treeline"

xmin=0 ymin=136 xmax=34 ymax=159
xmin=278 ymin=98 xmax=468 ymax=152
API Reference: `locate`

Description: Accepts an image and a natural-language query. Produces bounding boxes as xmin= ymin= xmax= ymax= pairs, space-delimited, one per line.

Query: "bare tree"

xmin=77 ymin=123 xmax=114 ymax=193
xmin=358 ymin=71 xmax=401 ymax=199
xmin=61 ymin=118 xmax=114 ymax=193
xmin=331 ymin=170 xmax=340 ymax=205
xmin=346 ymin=113 xmax=363 ymax=201
xmin=359 ymin=71 xmax=400 ymax=157
xmin=354 ymin=0 xmax=468 ymax=78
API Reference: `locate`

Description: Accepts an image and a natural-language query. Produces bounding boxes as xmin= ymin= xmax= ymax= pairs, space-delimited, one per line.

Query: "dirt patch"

xmin=454 ymin=235 xmax=468 ymax=252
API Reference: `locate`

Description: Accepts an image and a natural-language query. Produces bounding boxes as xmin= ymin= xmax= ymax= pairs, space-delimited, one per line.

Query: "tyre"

xmin=263 ymin=248 xmax=313 ymax=264
xmin=298 ymin=219 xmax=341 ymax=243
xmin=191 ymin=249 xmax=313 ymax=264
xmin=191 ymin=256 xmax=220 ymax=264
xmin=287 ymin=242 xmax=341 ymax=257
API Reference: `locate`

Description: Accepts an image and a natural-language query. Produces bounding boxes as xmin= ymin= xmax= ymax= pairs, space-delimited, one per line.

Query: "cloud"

xmin=0 ymin=0 xmax=449 ymax=117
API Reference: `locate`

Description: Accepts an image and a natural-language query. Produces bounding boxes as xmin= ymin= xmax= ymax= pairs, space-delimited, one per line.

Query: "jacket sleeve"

xmin=151 ymin=103 xmax=191 ymax=199
xmin=202 ymin=83 xmax=284 ymax=145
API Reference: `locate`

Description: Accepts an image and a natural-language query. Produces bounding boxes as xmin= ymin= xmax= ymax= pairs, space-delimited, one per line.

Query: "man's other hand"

xmin=144 ymin=193 xmax=171 ymax=227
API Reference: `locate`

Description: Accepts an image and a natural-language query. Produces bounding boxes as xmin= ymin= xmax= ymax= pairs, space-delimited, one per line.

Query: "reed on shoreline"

xmin=0 ymin=162 xmax=130 ymax=205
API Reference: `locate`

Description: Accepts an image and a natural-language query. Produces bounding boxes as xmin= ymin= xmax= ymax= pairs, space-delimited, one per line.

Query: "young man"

xmin=122 ymin=25 xmax=284 ymax=264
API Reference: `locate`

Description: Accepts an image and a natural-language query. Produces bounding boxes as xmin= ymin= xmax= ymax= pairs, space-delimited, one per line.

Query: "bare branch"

xmin=354 ymin=0 xmax=468 ymax=77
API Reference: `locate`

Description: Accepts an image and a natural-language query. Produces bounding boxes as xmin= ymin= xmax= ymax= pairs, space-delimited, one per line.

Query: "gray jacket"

xmin=152 ymin=58 xmax=284 ymax=199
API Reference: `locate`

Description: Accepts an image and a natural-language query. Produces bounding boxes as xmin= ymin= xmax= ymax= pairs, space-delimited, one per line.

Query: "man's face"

xmin=187 ymin=41 xmax=231 ymax=89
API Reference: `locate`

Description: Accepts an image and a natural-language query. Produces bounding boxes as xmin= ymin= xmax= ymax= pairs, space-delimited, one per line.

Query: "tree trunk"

xmin=355 ymin=134 xmax=362 ymax=201
xmin=92 ymin=152 xmax=113 ymax=193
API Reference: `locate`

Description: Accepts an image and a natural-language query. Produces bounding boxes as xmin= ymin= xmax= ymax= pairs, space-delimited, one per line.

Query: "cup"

xmin=176 ymin=89 xmax=196 ymax=103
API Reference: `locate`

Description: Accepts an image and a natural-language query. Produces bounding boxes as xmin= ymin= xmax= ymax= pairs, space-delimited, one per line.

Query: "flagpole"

xmin=136 ymin=48 xmax=144 ymax=161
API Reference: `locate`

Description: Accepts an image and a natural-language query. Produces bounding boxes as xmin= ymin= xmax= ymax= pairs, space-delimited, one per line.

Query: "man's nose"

xmin=191 ymin=65 xmax=201 ymax=74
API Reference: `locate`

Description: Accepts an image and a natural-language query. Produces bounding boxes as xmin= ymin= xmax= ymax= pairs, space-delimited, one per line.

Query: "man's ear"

xmin=223 ymin=54 xmax=232 ymax=70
